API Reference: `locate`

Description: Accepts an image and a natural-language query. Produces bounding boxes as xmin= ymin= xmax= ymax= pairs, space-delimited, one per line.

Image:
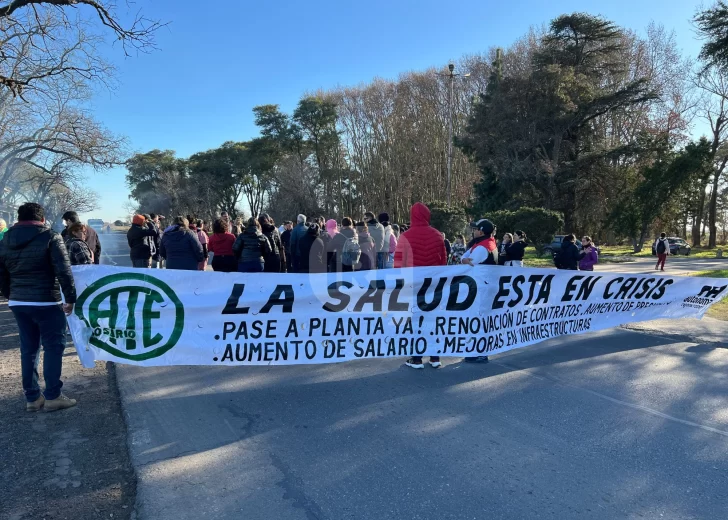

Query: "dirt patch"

xmin=0 ymin=303 xmax=135 ymax=520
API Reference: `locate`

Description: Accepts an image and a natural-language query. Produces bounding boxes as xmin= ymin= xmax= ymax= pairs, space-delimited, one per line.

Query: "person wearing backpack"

xmin=654 ymin=233 xmax=670 ymax=271
xmin=557 ymin=234 xmax=582 ymax=271
xmin=329 ymin=217 xmax=360 ymax=272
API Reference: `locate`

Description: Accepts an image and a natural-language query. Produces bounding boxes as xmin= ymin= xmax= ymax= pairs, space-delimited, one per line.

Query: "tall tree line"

xmin=126 ymin=8 xmax=728 ymax=247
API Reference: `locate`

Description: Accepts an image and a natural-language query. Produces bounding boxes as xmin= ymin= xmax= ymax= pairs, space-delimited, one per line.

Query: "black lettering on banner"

xmin=509 ymin=275 xmax=525 ymax=308
xmin=285 ymin=319 xmax=299 ymax=338
xmin=697 ymin=285 xmax=727 ymax=299
xmin=561 ymin=276 xmax=601 ymax=302
xmin=493 ymin=274 xmax=553 ymax=309
xmin=533 ymin=275 xmax=553 ymax=305
xmin=651 ymin=278 xmax=673 ymax=300
xmin=323 ymin=281 xmax=354 ymax=312
xmin=392 ymin=316 xmax=413 ymax=334
xmin=222 ymin=322 xmax=236 ymax=340
xmin=354 ymin=279 xmax=387 ymax=312
xmin=417 ymin=277 xmax=447 ymax=311
xmin=221 ymin=344 xmax=234 ymax=361
xmin=305 ymin=340 xmax=317 ymax=359
xmin=493 ymin=276 xmax=512 ymax=310
xmin=222 ymin=284 xmax=249 ymax=314
xmin=388 ymin=279 xmax=409 ymax=311
xmin=260 ymin=285 xmax=294 ymax=313
xmin=615 ymin=277 xmax=637 ymax=299
xmin=633 ymin=278 xmax=655 ymax=299
xmin=603 ymin=277 xmax=623 ymax=299
xmin=447 ymin=276 xmax=477 ymax=311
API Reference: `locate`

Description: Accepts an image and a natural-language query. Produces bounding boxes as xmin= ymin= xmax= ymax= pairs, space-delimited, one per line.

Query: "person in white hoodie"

xmin=654 ymin=232 xmax=670 ymax=271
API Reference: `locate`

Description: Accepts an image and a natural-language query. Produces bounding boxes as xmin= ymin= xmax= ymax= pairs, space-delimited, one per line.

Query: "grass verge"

xmin=693 ymin=270 xmax=728 ymax=321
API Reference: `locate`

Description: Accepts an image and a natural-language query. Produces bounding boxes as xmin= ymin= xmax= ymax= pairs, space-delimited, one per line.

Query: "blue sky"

xmin=82 ymin=0 xmax=705 ymax=222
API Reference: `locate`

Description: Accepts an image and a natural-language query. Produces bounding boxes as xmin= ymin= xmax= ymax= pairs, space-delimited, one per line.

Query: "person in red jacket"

xmin=394 ymin=202 xmax=447 ymax=369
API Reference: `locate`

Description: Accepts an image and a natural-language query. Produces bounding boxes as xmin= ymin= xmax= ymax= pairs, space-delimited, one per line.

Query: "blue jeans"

xmin=238 ymin=260 xmax=264 ymax=273
xmin=377 ymin=252 xmax=389 ymax=270
xmin=11 ymin=305 xmax=67 ymax=402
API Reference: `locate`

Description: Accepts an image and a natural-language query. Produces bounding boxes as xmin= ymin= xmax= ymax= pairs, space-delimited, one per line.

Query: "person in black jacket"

xmin=0 ymin=203 xmax=78 ymax=412
xmin=232 ymin=217 xmax=271 ymax=273
xmin=259 ymin=214 xmax=286 ymax=273
xmin=127 ymin=214 xmax=158 ymax=268
xmin=280 ymin=221 xmax=293 ymax=273
xmin=505 ymin=230 xmax=528 ymax=267
xmin=159 ymin=216 xmax=204 ymax=271
xmin=298 ymin=223 xmax=326 ymax=274
xmin=558 ymin=234 xmax=583 ymax=270
xmin=61 ymin=211 xmax=101 ymax=265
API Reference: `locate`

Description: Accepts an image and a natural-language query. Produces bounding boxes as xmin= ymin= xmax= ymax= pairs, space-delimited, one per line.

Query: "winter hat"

xmin=325 ymin=219 xmax=339 ymax=236
xmin=132 ymin=214 xmax=146 ymax=226
xmin=378 ymin=212 xmax=390 ymax=224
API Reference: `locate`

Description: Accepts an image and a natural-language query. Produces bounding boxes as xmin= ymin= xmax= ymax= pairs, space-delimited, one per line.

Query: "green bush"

xmin=427 ymin=200 xmax=468 ymax=239
xmin=485 ymin=207 xmax=563 ymax=255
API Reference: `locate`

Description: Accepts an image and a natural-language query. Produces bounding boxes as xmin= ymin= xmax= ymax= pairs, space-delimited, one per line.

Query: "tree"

xmin=609 ymin=138 xmax=712 ymax=251
xmin=0 ymin=0 xmax=162 ymax=97
xmin=696 ymin=1 xmax=728 ymax=73
xmin=459 ymin=13 xmax=657 ymax=232
xmin=426 ymin=201 xmax=468 ymax=239
xmin=125 ymin=150 xmax=189 ymax=217
xmin=488 ymin=207 xmax=564 ymax=255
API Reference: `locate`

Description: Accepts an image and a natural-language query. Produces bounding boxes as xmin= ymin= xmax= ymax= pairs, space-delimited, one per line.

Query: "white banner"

xmin=67 ymin=265 xmax=727 ymax=368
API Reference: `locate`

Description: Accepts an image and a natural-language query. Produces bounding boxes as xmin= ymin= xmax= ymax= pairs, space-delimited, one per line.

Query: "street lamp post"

xmin=441 ymin=63 xmax=469 ymax=206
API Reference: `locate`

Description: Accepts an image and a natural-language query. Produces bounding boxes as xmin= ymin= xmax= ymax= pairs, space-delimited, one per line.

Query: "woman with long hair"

xmin=499 ymin=233 xmax=513 ymax=266
xmin=505 ymin=230 xmax=527 ymax=267
xmin=208 ymin=218 xmax=237 ymax=272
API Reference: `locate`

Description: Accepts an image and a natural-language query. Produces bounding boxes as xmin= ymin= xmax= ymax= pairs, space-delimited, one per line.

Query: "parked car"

xmin=651 ymin=237 xmax=691 ymax=256
xmin=87 ymin=218 xmax=105 ymax=233
xmin=542 ymin=235 xmax=582 ymax=255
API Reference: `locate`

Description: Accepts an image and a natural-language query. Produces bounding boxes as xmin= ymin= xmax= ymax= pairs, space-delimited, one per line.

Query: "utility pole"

xmin=441 ymin=63 xmax=469 ymax=207
xmin=447 ymin=63 xmax=454 ymax=207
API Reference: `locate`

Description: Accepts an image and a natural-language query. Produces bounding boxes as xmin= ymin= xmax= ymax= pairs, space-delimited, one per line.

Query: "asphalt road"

xmin=117 ymin=320 xmax=728 ymax=520
xmin=592 ymin=256 xmax=727 ymax=275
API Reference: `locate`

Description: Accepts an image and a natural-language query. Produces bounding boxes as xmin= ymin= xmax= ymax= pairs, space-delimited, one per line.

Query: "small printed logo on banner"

xmin=75 ymin=273 xmax=184 ymax=361
xmin=683 ymin=284 xmax=727 ymax=308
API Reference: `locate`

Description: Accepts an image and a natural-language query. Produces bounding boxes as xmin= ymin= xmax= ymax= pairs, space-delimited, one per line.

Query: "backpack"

xmin=553 ymin=251 xmax=563 ymax=269
xmin=341 ymin=236 xmax=361 ymax=266
xmin=656 ymin=239 xmax=666 ymax=254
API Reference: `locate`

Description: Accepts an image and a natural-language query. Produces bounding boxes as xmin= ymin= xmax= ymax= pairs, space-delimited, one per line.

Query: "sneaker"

xmin=429 ymin=360 xmax=442 ymax=368
xmin=405 ymin=358 xmax=424 ymax=369
xmin=464 ymin=356 xmax=489 ymax=363
xmin=26 ymin=395 xmax=45 ymax=412
xmin=44 ymin=394 xmax=77 ymax=412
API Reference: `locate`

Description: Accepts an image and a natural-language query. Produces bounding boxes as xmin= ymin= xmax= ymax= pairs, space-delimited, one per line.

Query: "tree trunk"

xmin=693 ymin=186 xmax=707 ymax=247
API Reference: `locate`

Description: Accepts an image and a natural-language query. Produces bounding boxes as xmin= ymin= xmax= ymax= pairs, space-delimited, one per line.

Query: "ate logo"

xmin=75 ymin=273 xmax=184 ymax=361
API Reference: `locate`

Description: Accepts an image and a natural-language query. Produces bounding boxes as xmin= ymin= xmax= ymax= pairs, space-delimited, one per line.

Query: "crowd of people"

xmin=0 ymin=199 xmax=673 ymax=412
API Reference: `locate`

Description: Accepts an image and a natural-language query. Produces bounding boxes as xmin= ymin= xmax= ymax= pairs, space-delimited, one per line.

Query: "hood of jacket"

xmin=5 ymin=222 xmax=49 ymax=250
xmin=410 ymin=202 xmax=431 ymax=227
